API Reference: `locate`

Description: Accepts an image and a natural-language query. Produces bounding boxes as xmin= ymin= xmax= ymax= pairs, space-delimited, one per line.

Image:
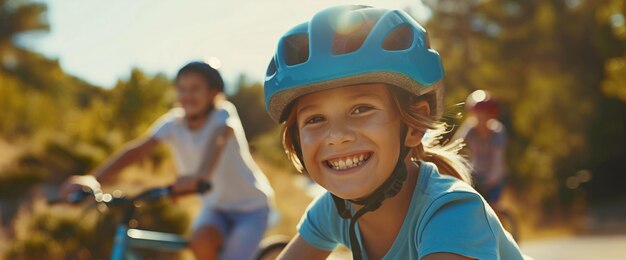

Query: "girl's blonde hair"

xmin=281 ymin=85 xmax=472 ymax=184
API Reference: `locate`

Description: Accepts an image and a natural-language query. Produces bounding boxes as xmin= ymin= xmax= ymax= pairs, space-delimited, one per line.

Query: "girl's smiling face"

xmin=296 ymin=84 xmax=403 ymax=199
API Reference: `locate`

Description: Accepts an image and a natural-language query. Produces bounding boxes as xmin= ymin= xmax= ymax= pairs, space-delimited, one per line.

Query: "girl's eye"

xmin=304 ymin=116 xmax=324 ymax=125
xmin=353 ymin=105 xmax=374 ymax=114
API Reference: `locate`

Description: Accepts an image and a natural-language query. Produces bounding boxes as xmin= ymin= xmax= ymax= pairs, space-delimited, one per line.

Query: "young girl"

xmin=61 ymin=61 xmax=274 ymax=260
xmin=263 ymin=5 xmax=527 ymax=260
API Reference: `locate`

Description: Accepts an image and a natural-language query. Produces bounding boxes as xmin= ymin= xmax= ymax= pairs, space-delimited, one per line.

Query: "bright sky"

xmin=20 ymin=0 xmax=430 ymax=89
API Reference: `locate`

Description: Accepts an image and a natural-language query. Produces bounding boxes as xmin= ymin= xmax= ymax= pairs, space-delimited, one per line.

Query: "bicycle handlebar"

xmin=49 ymin=180 xmax=212 ymax=206
xmin=47 ymin=187 xmax=94 ymax=205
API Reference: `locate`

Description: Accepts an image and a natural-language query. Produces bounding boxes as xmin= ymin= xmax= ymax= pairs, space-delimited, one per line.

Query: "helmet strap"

xmin=331 ymin=125 xmax=410 ymax=260
xmin=293 ymin=123 xmax=411 ymax=260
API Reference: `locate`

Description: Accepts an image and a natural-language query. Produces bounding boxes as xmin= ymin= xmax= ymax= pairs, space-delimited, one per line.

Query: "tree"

xmin=229 ymin=74 xmax=275 ymax=142
xmin=0 ymin=0 xmax=48 ymax=45
xmin=422 ymin=0 xmax=626 ymax=212
xmin=109 ymin=68 xmax=174 ymax=139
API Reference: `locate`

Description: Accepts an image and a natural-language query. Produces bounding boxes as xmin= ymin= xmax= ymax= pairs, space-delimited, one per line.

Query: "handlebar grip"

xmin=47 ymin=197 xmax=64 ymax=205
xmin=138 ymin=187 xmax=170 ymax=201
xmin=197 ymin=180 xmax=212 ymax=193
xmin=48 ymin=189 xmax=91 ymax=205
xmin=161 ymin=180 xmax=211 ymax=198
xmin=68 ymin=189 xmax=90 ymax=203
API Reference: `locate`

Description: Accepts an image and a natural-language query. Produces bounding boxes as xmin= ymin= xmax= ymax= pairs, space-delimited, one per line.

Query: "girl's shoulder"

xmin=417 ymin=162 xmax=476 ymax=199
xmin=415 ymin=163 xmax=492 ymax=230
xmin=415 ymin=164 xmax=525 ymax=260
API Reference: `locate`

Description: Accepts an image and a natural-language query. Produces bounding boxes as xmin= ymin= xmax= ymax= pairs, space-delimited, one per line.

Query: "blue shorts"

xmin=191 ymin=206 xmax=269 ymax=260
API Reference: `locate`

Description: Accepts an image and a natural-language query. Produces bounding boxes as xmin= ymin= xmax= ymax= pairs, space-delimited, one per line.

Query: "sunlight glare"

xmin=471 ymin=90 xmax=488 ymax=102
xmin=205 ymin=56 xmax=222 ymax=69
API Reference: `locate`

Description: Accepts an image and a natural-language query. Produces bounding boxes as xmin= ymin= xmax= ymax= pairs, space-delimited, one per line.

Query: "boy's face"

xmin=176 ymin=72 xmax=218 ymax=118
xmin=295 ymin=84 xmax=402 ymax=200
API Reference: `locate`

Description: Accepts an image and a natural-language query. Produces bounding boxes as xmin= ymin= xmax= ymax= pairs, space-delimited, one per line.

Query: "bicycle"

xmin=49 ymin=180 xmax=288 ymax=260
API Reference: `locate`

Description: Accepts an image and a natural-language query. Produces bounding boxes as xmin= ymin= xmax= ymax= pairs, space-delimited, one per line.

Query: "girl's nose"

xmin=326 ymin=122 xmax=355 ymax=146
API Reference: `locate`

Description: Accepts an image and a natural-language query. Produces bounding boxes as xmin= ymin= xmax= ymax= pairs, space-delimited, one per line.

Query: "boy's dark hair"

xmin=176 ymin=61 xmax=224 ymax=92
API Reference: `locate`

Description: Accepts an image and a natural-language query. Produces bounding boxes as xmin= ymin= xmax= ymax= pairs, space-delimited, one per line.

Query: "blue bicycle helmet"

xmin=264 ymin=5 xmax=444 ymax=123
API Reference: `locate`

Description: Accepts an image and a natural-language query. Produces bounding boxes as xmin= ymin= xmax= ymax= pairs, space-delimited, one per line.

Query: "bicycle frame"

xmin=55 ymin=183 xmax=208 ymax=260
xmin=110 ymin=203 xmax=188 ymax=260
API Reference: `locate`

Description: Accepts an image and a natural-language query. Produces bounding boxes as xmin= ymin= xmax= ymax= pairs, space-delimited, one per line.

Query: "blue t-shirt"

xmin=297 ymin=162 xmax=527 ymax=259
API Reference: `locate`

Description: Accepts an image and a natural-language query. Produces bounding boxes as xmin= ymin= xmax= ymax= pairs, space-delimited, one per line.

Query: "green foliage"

xmin=0 ymin=72 xmax=29 ymax=137
xmin=602 ymin=55 xmax=626 ymax=101
xmin=110 ymin=69 xmax=174 ymax=139
xmin=5 ymin=198 xmax=189 ymax=259
xmin=0 ymin=0 xmax=49 ymax=44
xmin=6 ymin=207 xmax=105 ymax=259
xmin=250 ymin=126 xmax=294 ymax=171
xmin=0 ymin=167 xmax=45 ymax=199
xmin=424 ymin=0 xmax=626 ymax=212
xmin=229 ymin=75 xmax=275 ymax=141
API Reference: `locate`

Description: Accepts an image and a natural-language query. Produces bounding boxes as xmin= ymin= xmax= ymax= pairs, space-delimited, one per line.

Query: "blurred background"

xmin=0 ymin=0 xmax=625 ymax=259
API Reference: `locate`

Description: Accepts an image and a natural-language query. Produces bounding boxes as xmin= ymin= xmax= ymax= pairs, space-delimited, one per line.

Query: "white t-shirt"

xmin=150 ymin=100 xmax=273 ymax=211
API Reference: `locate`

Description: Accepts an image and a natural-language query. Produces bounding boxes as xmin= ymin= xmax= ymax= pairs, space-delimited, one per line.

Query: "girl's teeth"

xmin=328 ymin=154 xmax=368 ymax=170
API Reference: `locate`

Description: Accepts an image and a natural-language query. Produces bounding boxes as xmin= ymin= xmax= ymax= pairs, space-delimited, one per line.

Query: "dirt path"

xmin=520 ymin=234 xmax=626 ymax=259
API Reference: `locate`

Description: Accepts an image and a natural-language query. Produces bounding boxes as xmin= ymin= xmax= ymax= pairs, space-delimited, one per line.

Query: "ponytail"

xmin=393 ymin=87 xmax=472 ymax=184
xmin=413 ymin=127 xmax=472 ymax=184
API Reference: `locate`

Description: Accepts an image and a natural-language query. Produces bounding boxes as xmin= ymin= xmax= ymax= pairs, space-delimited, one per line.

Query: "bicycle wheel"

xmin=255 ymin=235 xmax=289 ymax=260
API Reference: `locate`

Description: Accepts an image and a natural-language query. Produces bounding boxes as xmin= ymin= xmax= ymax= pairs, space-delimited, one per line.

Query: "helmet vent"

xmin=332 ymin=14 xmax=378 ymax=55
xmin=266 ymin=58 xmax=277 ymax=76
xmin=283 ymin=34 xmax=310 ymax=66
xmin=333 ymin=24 xmax=370 ymax=55
xmin=382 ymin=24 xmax=414 ymax=51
